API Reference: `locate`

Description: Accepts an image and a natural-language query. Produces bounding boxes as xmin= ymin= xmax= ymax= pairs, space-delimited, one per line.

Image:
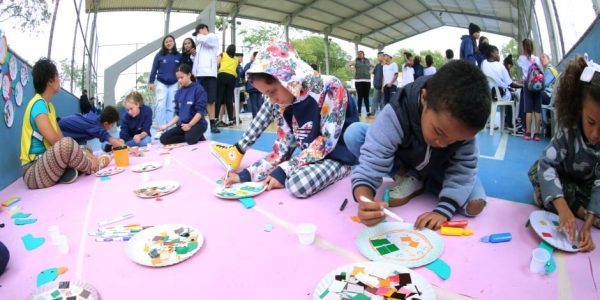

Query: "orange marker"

xmin=440 ymin=226 xmax=473 ymax=236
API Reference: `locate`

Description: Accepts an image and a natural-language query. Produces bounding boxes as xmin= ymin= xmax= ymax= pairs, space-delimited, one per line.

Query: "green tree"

xmin=239 ymin=25 xmax=279 ymax=50
xmin=118 ymin=72 xmax=155 ymax=111
xmin=501 ymin=39 xmax=520 ymax=80
xmin=0 ymin=0 xmax=51 ymax=33
xmin=58 ymin=59 xmax=83 ymax=94
xmin=291 ymin=36 xmax=351 ymax=83
xmin=417 ymin=50 xmax=445 ymax=69
xmin=392 ymin=48 xmax=416 ymax=67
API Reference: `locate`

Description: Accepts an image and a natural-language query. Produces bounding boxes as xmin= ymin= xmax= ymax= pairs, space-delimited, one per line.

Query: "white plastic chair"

xmin=487 ymin=76 xmax=516 ymax=136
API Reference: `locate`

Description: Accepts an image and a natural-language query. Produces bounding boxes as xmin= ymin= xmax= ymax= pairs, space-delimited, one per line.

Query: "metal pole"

xmin=550 ymin=0 xmax=566 ymax=58
xmin=231 ymin=16 xmax=236 ymax=46
xmin=540 ymin=0 xmax=560 ymax=64
xmin=324 ymin=35 xmax=330 ymax=75
xmin=47 ymin=0 xmax=61 ymax=59
xmin=164 ymin=0 xmax=173 ymax=35
xmin=70 ymin=0 xmax=84 ymax=93
xmin=88 ymin=4 xmax=98 ymax=95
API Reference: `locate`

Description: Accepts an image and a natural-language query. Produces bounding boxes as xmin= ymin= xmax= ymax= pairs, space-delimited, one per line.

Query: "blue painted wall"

xmin=0 ymin=50 xmax=79 ymax=190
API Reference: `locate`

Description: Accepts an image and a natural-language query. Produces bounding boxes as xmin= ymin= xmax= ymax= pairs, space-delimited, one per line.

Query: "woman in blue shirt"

xmin=157 ymin=64 xmax=208 ymax=145
xmin=120 ymin=91 xmax=153 ymax=147
xmin=149 ymin=35 xmax=181 ymax=127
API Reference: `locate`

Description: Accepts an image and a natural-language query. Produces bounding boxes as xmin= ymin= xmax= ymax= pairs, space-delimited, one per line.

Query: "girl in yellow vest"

xmin=20 ymin=58 xmax=111 ymax=189
xmin=215 ymin=44 xmax=238 ymax=127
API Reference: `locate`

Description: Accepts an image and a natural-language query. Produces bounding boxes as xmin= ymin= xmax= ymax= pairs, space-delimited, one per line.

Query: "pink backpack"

xmin=526 ymin=59 xmax=544 ymax=92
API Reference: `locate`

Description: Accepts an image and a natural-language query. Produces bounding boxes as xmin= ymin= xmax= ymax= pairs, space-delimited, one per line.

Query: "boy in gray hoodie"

xmin=345 ymin=60 xmax=491 ymax=229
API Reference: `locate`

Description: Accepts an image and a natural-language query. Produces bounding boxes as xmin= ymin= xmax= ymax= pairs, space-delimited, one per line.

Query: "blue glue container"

xmin=480 ymin=232 xmax=512 ymax=243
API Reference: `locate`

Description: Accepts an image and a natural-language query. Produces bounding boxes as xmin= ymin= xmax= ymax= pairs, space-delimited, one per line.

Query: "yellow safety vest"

xmin=20 ymin=94 xmax=58 ymax=165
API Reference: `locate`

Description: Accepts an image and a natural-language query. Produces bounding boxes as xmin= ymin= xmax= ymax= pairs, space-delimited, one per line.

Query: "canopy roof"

xmin=85 ymin=0 xmax=518 ymax=49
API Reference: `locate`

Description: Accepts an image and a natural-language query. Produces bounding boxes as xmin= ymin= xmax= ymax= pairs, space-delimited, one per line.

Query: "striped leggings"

xmin=22 ymin=137 xmax=96 ymax=189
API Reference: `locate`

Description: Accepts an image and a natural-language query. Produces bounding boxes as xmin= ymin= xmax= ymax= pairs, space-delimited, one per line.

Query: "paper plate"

xmin=2 ymin=73 xmax=11 ymax=101
xmin=20 ymin=63 xmax=28 ymax=86
xmin=14 ymin=81 xmax=23 ymax=106
xmin=27 ymin=279 xmax=99 ymax=300
xmin=133 ymin=180 xmax=179 ymax=198
xmin=9 ymin=55 xmax=17 ymax=81
xmin=214 ymin=182 xmax=266 ymax=199
xmin=125 ymin=224 xmax=203 ymax=267
xmin=163 ymin=143 xmax=184 ymax=149
xmin=95 ymin=166 xmax=125 ymax=177
xmin=529 ymin=210 xmax=579 ymax=252
xmin=313 ymin=261 xmax=436 ymax=300
xmin=0 ymin=36 xmax=7 ymax=64
xmin=356 ymin=222 xmax=444 ymax=268
xmin=131 ymin=161 xmax=162 ymax=172
xmin=4 ymin=100 xmax=14 ymax=128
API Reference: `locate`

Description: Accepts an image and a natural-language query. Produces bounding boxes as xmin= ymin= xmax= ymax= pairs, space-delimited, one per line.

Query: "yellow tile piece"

xmin=350 ymin=216 xmax=361 ymax=223
xmin=400 ymin=236 xmax=412 ymax=242
xmin=385 ymin=288 xmax=397 ymax=297
xmin=352 ymin=266 xmax=365 ymax=276
xmin=151 ymin=257 xmax=161 ymax=265
xmin=379 ymin=278 xmax=390 ymax=287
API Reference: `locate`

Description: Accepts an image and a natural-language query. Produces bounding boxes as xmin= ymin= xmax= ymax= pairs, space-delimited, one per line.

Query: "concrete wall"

xmin=0 ymin=50 xmax=79 ymax=190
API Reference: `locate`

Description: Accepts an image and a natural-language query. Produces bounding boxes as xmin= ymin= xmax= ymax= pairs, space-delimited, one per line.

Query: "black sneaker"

xmin=210 ymin=120 xmax=220 ymax=133
xmin=217 ymin=121 xmax=228 ymax=127
xmin=59 ymin=168 xmax=79 ymax=184
xmin=103 ymin=144 xmax=113 ymax=153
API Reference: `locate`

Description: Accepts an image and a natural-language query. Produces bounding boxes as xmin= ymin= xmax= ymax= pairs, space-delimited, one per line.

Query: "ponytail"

xmin=556 ymin=56 xmax=600 ymax=128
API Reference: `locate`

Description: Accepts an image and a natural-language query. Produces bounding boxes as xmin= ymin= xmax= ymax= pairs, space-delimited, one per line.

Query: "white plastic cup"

xmin=296 ymin=223 xmax=317 ymax=245
xmin=47 ymin=225 xmax=61 ymax=239
xmin=530 ymin=248 xmax=550 ymax=273
xmin=53 ymin=235 xmax=69 ymax=255
xmin=141 ymin=172 xmax=150 ymax=182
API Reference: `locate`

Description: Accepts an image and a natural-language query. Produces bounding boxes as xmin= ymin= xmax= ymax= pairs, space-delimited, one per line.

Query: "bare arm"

xmin=34 ymin=114 xmax=62 ymax=145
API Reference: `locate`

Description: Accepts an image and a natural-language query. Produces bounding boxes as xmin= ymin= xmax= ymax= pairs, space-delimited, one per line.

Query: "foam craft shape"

xmin=313 ymin=261 xmax=436 ymax=300
xmin=10 ymin=212 xmax=31 ymax=219
xmin=425 ymin=258 xmax=451 ymax=280
xmin=529 ymin=210 xmax=579 ymax=252
xmin=100 ymin=176 xmax=111 ymax=181
xmin=2 ymin=196 xmax=19 ymax=207
xmin=22 ymin=234 xmax=45 ymax=251
xmin=356 ymin=221 xmax=444 ymax=268
xmin=15 ymin=218 xmax=37 ymax=225
xmin=36 ymin=267 xmax=68 ymax=287
xmin=239 ymin=197 xmax=255 ymax=209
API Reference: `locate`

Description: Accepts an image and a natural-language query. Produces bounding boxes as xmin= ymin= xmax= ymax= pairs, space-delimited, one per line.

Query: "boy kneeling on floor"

xmin=346 ymin=60 xmax=491 ymax=229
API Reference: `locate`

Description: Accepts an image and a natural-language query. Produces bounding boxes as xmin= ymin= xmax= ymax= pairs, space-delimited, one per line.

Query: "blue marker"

xmin=480 ymin=232 xmax=512 ymax=243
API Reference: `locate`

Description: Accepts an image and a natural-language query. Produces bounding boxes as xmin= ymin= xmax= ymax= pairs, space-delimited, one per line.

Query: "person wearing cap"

xmin=460 ymin=22 xmax=481 ymax=65
xmin=213 ymin=40 xmax=359 ymax=198
xmin=192 ymin=23 xmax=221 ymax=133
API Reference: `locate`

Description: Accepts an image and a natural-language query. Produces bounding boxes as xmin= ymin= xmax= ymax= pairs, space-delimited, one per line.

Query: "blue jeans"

xmin=125 ymin=136 xmax=152 ymax=147
xmin=343 ymin=122 xmax=486 ymax=216
xmin=154 ymin=81 xmax=178 ymax=126
xmin=371 ymin=88 xmax=383 ymax=114
xmin=383 ymin=85 xmax=397 ymax=106
xmin=248 ymin=92 xmax=264 ymax=118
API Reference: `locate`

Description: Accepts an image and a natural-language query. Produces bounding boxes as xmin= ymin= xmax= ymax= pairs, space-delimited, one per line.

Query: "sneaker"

xmin=216 ymin=121 xmax=228 ymax=127
xmin=210 ymin=120 xmax=221 ymax=133
xmin=210 ymin=143 xmax=243 ymax=170
xmin=389 ymin=176 xmax=424 ymax=203
xmin=59 ymin=168 xmax=79 ymax=184
xmin=514 ymin=126 xmax=525 ymax=136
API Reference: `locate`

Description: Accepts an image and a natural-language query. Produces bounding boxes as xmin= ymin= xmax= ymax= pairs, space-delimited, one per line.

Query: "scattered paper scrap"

xmin=15 ymin=218 xmax=37 ymax=225
xmin=239 ymin=197 xmax=256 ymax=209
xmin=2 ymin=196 xmax=20 ymax=207
xmin=22 ymin=234 xmax=45 ymax=251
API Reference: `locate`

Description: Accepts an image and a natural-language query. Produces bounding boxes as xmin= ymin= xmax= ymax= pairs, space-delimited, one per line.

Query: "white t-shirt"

xmin=423 ymin=66 xmax=437 ymax=76
xmin=481 ymin=59 xmax=513 ymax=101
xmin=383 ymin=62 xmax=399 ymax=86
xmin=400 ymin=64 xmax=414 ymax=87
xmin=517 ymin=54 xmax=541 ymax=80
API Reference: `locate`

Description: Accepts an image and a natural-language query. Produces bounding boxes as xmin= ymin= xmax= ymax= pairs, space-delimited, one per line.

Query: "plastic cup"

xmin=141 ymin=172 xmax=150 ymax=182
xmin=530 ymin=248 xmax=550 ymax=273
xmin=113 ymin=146 xmax=129 ymax=167
xmin=53 ymin=235 xmax=69 ymax=255
xmin=47 ymin=225 xmax=61 ymax=239
xmin=296 ymin=223 xmax=317 ymax=245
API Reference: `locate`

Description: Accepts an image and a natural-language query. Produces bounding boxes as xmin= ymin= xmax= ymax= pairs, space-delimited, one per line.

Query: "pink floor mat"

xmin=0 ymin=141 xmax=598 ymax=299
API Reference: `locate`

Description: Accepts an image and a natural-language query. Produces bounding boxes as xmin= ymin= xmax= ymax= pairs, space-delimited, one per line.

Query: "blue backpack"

xmin=526 ymin=62 xmax=545 ymax=92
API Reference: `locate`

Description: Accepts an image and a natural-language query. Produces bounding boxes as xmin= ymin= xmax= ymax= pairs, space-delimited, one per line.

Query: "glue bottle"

xmin=480 ymin=232 xmax=512 ymax=243
xmin=440 ymin=226 xmax=473 ymax=236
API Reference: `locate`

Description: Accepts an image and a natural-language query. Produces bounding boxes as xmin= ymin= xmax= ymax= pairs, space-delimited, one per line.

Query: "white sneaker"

xmin=389 ymin=176 xmax=424 ymax=200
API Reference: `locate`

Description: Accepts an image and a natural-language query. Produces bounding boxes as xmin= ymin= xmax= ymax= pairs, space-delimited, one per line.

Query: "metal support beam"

xmin=231 ymin=5 xmax=239 ymax=46
xmin=354 ymin=42 xmax=358 ymax=56
xmin=47 ymin=0 xmax=61 ymax=59
xmin=324 ymin=33 xmax=330 ymax=75
xmin=164 ymin=0 xmax=174 ymax=35
xmin=540 ymin=0 xmax=560 ymax=64
xmin=594 ymin=0 xmax=600 ymax=15
xmin=550 ymin=0 xmax=566 ymax=59
xmin=87 ymin=2 xmax=98 ymax=95
xmin=284 ymin=15 xmax=291 ymax=42
xmin=70 ymin=0 xmax=84 ymax=93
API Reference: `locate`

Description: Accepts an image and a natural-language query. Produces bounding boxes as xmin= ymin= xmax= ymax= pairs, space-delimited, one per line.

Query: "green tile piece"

xmin=370 ymin=238 xmax=391 ymax=247
xmin=51 ymin=290 xmax=61 ymax=298
xmin=187 ymin=241 xmax=198 ymax=252
xmin=376 ymin=245 xmax=391 ymax=255
xmin=352 ymin=294 xmax=370 ymax=300
xmin=319 ymin=289 xmax=329 ymax=299
xmin=387 ymin=243 xmax=400 ymax=252
xmin=175 ymin=246 xmax=189 ymax=255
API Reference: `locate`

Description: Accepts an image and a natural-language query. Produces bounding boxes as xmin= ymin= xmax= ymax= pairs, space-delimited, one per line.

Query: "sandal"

xmin=523 ymin=132 xmax=531 ymax=141
xmin=533 ymin=132 xmax=541 ymax=141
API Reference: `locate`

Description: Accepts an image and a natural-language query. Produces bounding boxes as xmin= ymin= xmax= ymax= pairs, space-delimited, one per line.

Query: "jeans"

xmin=371 ymin=88 xmax=383 ymax=114
xmin=343 ymin=122 xmax=486 ymax=216
xmin=383 ymin=85 xmax=397 ymax=106
xmin=125 ymin=136 xmax=152 ymax=147
xmin=154 ymin=81 xmax=178 ymax=126
xmin=248 ymin=92 xmax=264 ymax=118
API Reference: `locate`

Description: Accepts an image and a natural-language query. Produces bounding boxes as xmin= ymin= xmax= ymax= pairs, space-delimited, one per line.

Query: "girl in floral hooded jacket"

xmin=215 ymin=39 xmax=358 ymax=198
